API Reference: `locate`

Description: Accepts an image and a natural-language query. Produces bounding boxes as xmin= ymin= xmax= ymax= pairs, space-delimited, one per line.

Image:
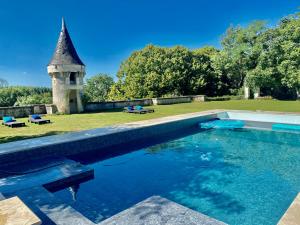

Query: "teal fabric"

xmin=31 ymin=114 xmax=41 ymax=119
xmin=135 ymin=105 xmax=143 ymax=110
xmin=3 ymin=116 xmax=14 ymax=123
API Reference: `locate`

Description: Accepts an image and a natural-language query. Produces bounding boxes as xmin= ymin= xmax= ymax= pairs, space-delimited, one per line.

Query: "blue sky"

xmin=0 ymin=0 xmax=299 ymax=87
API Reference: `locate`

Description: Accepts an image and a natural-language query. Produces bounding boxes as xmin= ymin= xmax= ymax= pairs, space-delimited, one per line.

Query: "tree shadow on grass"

xmin=0 ymin=131 xmax=65 ymax=144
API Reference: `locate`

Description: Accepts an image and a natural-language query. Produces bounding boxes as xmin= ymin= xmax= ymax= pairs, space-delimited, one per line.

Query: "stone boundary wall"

xmin=0 ymin=105 xmax=46 ymax=119
xmin=85 ymin=99 xmax=153 ymax=112
xmin=152 ymin=96 xmax=191 ymax=105
xmin=85 ymin=95 xmax=206 ymax=112
xmin=0 ymin=95 xmax=206 ymax=118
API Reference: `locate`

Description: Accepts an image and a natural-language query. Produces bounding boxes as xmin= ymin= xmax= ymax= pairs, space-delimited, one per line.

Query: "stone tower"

xmin=47 ymin=18 xmax=85 ymax=114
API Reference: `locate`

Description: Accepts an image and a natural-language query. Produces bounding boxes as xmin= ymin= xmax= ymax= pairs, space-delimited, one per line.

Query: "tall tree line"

xmin=108 ymin=12 xmax=300 ymax=100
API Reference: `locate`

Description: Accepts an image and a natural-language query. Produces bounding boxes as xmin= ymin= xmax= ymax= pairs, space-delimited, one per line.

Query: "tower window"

xmin=70 ymin=72 xmax=76 ymax=85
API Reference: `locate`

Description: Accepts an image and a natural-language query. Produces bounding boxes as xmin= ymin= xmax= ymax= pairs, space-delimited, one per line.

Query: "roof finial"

xmin=62 ymin=17 xmax=66 ymax=30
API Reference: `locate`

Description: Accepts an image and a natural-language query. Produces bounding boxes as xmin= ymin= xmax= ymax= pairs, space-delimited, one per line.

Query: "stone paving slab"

xmin=16 ymin=186 xmax=94 ymax=225
xmin=278 ymin=193 xmax=300 ymax=225
xmin=0 ymin=196 xmax=41 ymax=225
xmin=100 ymin=196 xmax=227 ymax=225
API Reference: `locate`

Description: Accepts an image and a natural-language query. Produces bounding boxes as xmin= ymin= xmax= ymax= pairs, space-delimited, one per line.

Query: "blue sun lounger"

xmin=2 ymin=116 xmax=25 ymax=128
xmin=123 ymin=105 xmax=155 ymax=114
xmin=28 ymin=114 xmax=51 ymax=125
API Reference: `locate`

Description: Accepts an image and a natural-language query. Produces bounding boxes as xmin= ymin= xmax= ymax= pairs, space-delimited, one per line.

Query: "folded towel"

xmin=3 ymin=116 xmax=14 ymax=123
xmin=31 ymin=114 xmax=41 ymax=120
xmin=135 ymin=105 xmax=143 ymax=110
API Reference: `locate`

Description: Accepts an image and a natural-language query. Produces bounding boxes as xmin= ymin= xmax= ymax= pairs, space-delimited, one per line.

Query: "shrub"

xmin=0 ymin=86 xmax=52 ymax=107
xmin=14 ymin=93 xmax=52 ymax=106
xmin=84 ymin=74 xmax=114 ymax=102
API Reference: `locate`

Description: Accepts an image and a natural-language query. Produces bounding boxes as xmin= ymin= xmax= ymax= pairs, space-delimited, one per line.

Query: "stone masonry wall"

xmin=0 ymin=105 xmax=46 ymax=119
xmin=0 ymin=95 xmax=206 ymax=118
xmin=85 ymin=95 xmax=206 ymax=112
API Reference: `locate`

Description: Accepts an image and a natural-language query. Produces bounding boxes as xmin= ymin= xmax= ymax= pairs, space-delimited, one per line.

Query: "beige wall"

xmin=0 ymin=105 xmax=46 ymax=119
xmin=48 ymin=66 xmax=85 ymax=114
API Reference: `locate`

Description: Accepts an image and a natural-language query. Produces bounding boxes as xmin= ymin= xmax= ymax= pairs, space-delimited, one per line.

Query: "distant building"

xmin=47 ymin=18 xmax=85 ymax=114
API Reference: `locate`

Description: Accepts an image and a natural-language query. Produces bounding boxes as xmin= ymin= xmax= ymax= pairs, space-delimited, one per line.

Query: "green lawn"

xmin=1 ymin=100 xmax=300 ymax=144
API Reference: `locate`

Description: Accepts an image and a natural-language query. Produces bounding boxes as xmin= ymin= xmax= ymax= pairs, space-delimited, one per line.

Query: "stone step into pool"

xmin=0 ymin=157 xmax=94 ymax=194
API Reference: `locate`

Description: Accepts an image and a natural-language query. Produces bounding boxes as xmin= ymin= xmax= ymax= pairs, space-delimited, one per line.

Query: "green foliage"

xmin=245 ymin=13 xmax=300 ymax=99
xmin=15 ymin=93 xmax=52 ymax=106
xmin=84 ymin=74 xmax=114 ymax=102
xmin=214 ymin=21 xmax=266 ymax=94
xmin=109 ymin=45 xmax=219 ymax=100
xmin=109 ymin=11 xmax=300 ymax=100
xmin=0 ymin=86 xmax=52 ymax=107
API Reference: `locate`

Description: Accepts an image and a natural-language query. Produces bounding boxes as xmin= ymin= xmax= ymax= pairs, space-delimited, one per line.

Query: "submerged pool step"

xmin=199 ymin=119 xmax=245 ymax=129
xmin=0 ymin=157 xmax=94 ymax=194
xmin=16 ymin=186 xmax=95 ymax=225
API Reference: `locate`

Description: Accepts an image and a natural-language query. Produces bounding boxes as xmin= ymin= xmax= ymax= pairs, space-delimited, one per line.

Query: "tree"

xmin=214 ymin=21 xmax=266 ymax=94
xmin=0 ymin=78 xmax=8 ymax=88
xmin=192 ymin=47 xmax=219 ymax=96
xmin=14 ymin=93 xmax=52 ymax=106
xmin=108 ymin=11 xmax=300 ymax=100
xmin=246 ymin=13 xmax=300 ymax=99
xmin=0 ymin=86 xmax=52 ymax=107
xmin=84 ymin=74 xmax=114 ymax=102
xmin=108 ymin=44 xmax=220 ymax=100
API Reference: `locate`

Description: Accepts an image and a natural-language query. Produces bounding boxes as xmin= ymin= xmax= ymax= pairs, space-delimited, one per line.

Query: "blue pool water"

xmin=53 ymin=128 xmax=300 ymax=225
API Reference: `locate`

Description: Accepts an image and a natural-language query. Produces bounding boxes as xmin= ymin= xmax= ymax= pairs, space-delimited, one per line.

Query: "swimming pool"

xmin=52 ymin=125 xmax=300 ymax=225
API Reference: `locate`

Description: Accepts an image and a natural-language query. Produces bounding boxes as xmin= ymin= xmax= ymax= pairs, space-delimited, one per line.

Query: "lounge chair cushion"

xmin=31 ymin=114 xmax=41 ymax=120
xmin=3 ymin=116 xmax=14 ymax=123
xmin=135 ymin=105 xmax=143 ymax=110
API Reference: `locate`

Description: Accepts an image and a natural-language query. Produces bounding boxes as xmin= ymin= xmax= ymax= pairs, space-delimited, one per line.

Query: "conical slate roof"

xmin=49 ymin=18 xmax=84 ymax=66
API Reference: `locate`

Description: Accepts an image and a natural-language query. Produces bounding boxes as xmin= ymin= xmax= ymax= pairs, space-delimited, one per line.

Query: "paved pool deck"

xmin=278 ymin=193 xmax=300 ymax=225
xmin=0 ymin=196 xmax=41 ymax=225
xmin=100 ymin=196 xmax=227 ymax=225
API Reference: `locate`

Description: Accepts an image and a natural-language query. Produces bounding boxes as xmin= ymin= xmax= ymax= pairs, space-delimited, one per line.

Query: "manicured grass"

xmin=1 ymin=100 xmax=300 ymax=144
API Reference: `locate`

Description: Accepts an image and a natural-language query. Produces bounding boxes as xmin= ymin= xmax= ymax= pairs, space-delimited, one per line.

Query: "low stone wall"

xmin=0 ymin=95 xmax=207 ymax=118
xmin=0 ymin=105 xmax=46 ymax=119
xmin=191 ymin=95 xmax=206 ymax=102
xmin=85 ymin=95 xmax=206 ymax=112
xmin=85 ymin=99 xmax=153 ymax=112
xmin=152 ymin=96 xmax=191 ymax=105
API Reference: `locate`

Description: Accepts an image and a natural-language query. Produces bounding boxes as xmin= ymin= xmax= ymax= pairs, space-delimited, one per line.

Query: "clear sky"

xmin=0 ymin=0 xmax=299 ymax=87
